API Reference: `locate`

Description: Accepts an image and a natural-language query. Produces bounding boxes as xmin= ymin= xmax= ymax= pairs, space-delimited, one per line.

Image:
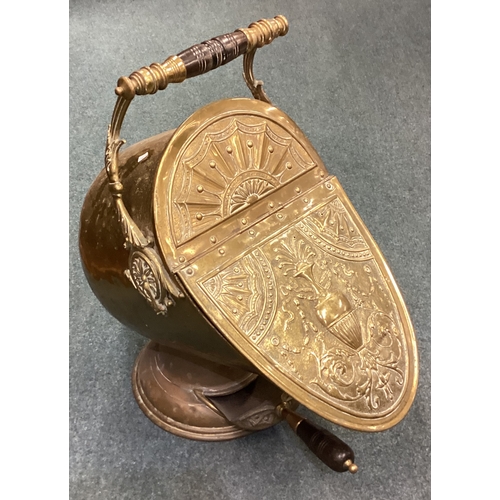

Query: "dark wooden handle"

xmin=177 ymin=31 xmax=248 ymax=78
xmin=177 ymin=15 xmax=288 ymax=78
xmin=115 ymin=16 xmax=288 ymax=99
xmin=283 ymin=408 xmax=358 ymax=474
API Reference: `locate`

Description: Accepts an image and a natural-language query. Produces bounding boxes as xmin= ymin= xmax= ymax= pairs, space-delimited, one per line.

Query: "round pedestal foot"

xmin=132 ymin=342 xmax=267 ymax=441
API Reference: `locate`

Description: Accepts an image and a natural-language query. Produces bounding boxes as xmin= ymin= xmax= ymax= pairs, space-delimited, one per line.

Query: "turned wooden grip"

xmin=296 ymin=420 xmax=355 ymax=473
xmin=115 ymin=16 xmax=288 ymax=99
xmin=177 ymin=15 xmax=288 ymax=78
xmin=177 ymin=31 xmax=248 ymax=78
xmin=283 ymin=409 xmax=357 ymax=473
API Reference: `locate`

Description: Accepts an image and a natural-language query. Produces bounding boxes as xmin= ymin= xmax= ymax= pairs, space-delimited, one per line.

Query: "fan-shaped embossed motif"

xmin=169 ymin=116 xmax=316 ymax=245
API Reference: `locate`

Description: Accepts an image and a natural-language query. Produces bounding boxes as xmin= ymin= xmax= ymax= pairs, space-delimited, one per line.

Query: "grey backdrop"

xmin=70 ymin=1 xmax=430 ymax=498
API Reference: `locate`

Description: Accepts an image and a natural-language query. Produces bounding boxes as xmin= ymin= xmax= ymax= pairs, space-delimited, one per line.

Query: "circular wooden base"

xmin=132 ymin=342 xmax=260 ymax=441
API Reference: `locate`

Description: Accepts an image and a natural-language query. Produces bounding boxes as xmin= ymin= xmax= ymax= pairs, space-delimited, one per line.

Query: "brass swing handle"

xmin=105 ymin=16 xmax=288 ymax=314
xmin=115 ymin=15 xmax=288 ymax=100
xmin=281 ymin=407 xmax=358 ymax=474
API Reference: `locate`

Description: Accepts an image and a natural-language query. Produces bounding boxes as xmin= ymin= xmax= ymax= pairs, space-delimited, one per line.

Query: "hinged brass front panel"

xmin=154 ymin=98 xmax=418 ymax=431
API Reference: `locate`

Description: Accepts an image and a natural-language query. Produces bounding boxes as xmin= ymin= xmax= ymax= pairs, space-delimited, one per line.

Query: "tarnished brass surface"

xmin=133 ymin=343 xmax=298 ymax=440
xmin=154 ymin=98 xmax=418 ymax=432
xmin=80 ymin=130 xmax=255 ymax=371
xmin=132 ymin=342 xmax=258 ymax=440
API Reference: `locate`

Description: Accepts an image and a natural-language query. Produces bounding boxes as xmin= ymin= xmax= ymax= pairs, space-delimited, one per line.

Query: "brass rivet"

xmin=269 ymin=202 xmax=274 ymax=208
xmin=226 ymin=146 xmax=233 ymax=154
xmin=219 ymin=248 xmax=225 ymax=255
xmin=197 ymin=185 xmax=204 ymax=193
xmin=209 ymin=160 xmax=216 ymax=168
xmin=303 ymin=198 xmax=309 ymax=203
xmin=286 ymin=162 xmax=292 ymax=169
xmin=241 ymin=218 xmax=247 ymax=225
xmin=268 ymin=146 xmax=274 ymax=153
xmin=326 ymin=183 xmax=332 ymax=189
xmin=295 ymin=187 xmax=301 ymax=193
xmin=186 ymin=268 xmax=193 ymax=275
xmin=210 ymin=236 xmax=217 ymax=244
xmin=196 ymin=213 xmax=203 ymax=220
xmin=179 ymin=256 xmax=186 ymax=263
xmin=249 ymin=230 xmax=255 ymax=236
xmin=247 ymin=140 xmax=253 ymax=148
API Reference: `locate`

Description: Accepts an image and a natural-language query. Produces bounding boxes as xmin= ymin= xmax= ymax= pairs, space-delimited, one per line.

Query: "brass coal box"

xmin=79 ymin=16 xmax=418 ymax=474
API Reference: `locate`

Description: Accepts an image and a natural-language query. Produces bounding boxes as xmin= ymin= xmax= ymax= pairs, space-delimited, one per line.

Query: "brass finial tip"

xmin=115 ymin=76 xmax=136 ymax=100
xmin=275 ymin=15 xmax=289 ymax=35
xmin=344 ymin=459 xmax=358 ymax=474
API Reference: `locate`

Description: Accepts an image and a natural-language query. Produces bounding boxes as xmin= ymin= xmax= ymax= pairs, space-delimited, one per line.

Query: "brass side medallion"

xmin=154 ymin=99 xmax=418 ymax=431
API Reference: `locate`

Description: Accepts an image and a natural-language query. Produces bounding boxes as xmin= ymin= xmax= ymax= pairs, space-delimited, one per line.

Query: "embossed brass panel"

xmin=154 ymin=98 xmax=418 ymax=431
